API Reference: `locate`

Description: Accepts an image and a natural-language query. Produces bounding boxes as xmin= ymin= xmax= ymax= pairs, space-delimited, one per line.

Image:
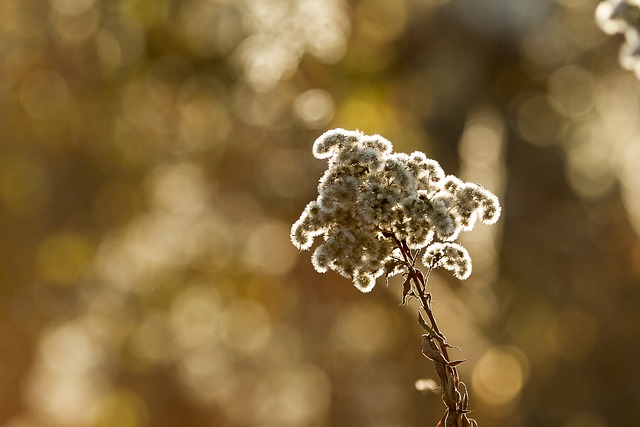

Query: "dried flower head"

xmin=291 ymin=129 xmax=501 ymax=292
xmin=596 ymin=0 xmax=640 ymax=78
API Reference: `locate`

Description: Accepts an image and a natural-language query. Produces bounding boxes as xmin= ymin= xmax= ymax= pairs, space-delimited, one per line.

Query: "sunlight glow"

xmin=471 ymin=346 xmax=529 ymax=409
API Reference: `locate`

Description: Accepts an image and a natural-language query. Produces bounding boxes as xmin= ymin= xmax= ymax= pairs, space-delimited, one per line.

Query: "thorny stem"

xmin=387 ymin=233 xmax=477 ymax=427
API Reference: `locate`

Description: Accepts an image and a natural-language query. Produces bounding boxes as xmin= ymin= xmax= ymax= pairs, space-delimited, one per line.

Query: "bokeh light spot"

xmin=170 ymin=283 xmax=222 ymax=349
xmin=256 ymin=365 xmax=332 ymax=426
xmin=244 ymin=220 xmax=297 ymax=276
xmin=548 ymin=65 xmax=595 ymax=117
xmin=25 ymin=322 xmax=105 ymax=425
xmin=220 ymin=299 xmax=272 ymax=355
xmin=130 ymin=312 xmax=174 ymax=364
xmin=471 ymin=345 xmax=528 ymax=409
xmin=333 ymin=90 xmax=394 ymax=135
xmin=51 ymin=0 xmax=96 ymax=16
xmin=331 ymin=301 xmax=396 ymax=357
xmin=233 ymin=0 xmax=349 ymax=91
xmin=356 ymin=0 xmax=407 ymax=43
xmin=39 ymin=323 xmax=101 ymax=374
xmin=53 ymin=7 xmax=100 ymax=43
xmin=520 ymin=18 xmax=570 ymax=67
xmin=513 ymin=93 xmax=560 ymax=146
xmin=96 ymin=30 xmax=123 ymax=73
xmin=148 ymin=162 xmax=208 ymax=216
xmin=261 ymin=149 xmax=310 ymax=199
xmin=566 ymin=133 xmax=615 ymax=200
xmin=294 ymin=89 xmax=335 ymax=129
xmin=178 ymin=95 xmax=231 ymax=151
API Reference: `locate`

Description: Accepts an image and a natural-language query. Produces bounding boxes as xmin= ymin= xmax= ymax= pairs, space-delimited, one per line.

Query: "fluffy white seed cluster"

xmin=291 ymin=129 xmax=501 ymax=292
xmin=596 ymin=0 xmax=640 ymax=78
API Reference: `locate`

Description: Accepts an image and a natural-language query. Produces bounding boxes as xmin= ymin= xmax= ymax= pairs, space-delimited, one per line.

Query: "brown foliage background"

xmin=0 ymin=0 xmax=638 ymax=426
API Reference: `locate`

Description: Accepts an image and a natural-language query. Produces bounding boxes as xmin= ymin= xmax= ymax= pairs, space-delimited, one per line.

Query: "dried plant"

xmin=291 ymin=129 xmax=501 ymax=426
xmin=596 ymin=0 xmax=640 ymax=78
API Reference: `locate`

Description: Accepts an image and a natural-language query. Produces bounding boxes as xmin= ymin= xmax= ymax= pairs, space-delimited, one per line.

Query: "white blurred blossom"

xmin=596 ymin=0 xmax=640 ymax=78
xmin=291 ymin=129 xmax=501 ymax=292
xmin=234 ymin=0 xmax=349 ymax=92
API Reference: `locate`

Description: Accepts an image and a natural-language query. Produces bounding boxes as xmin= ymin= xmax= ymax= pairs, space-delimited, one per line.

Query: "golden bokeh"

xmin=0 ymin=0 xmax=639 ymax=426
xmin=471 ymin=346 xmax=529 ymax=409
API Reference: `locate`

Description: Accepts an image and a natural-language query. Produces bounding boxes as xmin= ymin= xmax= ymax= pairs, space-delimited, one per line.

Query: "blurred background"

xmin=1 ymin=0 xmax=639 ymax=426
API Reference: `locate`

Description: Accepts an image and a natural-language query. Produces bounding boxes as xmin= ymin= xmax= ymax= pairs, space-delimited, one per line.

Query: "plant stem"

xmin=389 ymin=234 xmax=477 ymax=427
